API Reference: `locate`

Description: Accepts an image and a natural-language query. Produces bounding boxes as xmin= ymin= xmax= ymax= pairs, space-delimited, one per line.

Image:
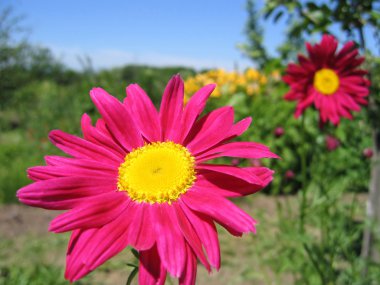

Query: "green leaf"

xmin=126 ymin=263 xmax=138 ymax=268
xmin=131 ymin=248 xmax=139 ymax=259
xmin=273 ymin=10 xmax=284 ymax=23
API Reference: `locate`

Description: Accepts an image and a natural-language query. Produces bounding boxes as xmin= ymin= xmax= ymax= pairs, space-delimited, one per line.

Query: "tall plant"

xmin=241 ymin=0 xmax=380 ymax=277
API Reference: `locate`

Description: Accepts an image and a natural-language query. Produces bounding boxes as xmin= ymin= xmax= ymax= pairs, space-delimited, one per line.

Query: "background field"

xmin=1 ymin=1 xmax=380 ymax=284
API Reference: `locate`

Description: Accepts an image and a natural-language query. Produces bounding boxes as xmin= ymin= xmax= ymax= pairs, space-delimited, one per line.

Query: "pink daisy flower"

xmin=17 ymin=75 xmax=278 ymax=284
xmin=283 ymin=34 xmax=370 ymax=125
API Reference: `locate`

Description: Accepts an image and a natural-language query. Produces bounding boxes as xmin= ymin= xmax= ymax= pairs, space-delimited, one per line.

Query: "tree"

xmin=237 ymin=0 xmax=269 ymax=69
xmin=0 ymin=6 xmax=70 ymax=109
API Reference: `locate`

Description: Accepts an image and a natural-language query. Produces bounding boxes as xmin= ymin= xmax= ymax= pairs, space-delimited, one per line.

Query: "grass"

xmin=0 ymin=196 xmax=291 ymax=285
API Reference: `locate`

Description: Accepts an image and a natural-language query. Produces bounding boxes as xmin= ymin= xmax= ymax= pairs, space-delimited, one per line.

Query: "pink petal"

xmin=81 ymin=113 xmax=126 ymax=158
xmin=49 ymin=192 xmax=129 ymax=233
xmin=27 ymin=166 xmax=61 ymax=181
xmin=151 ymin=203 xmax=186 ymax=277
xmin=326 ymin=96 xmax=340 ymax=125
xmin=306 ymin=42 xmax=319 ymax=64
xmin=178 ymin=84 xmax=216 ymax=143
xmin=186 ymin=106 xmax=234 ymax=155
xmin=90 ymin=87 xmax=143 ymax=151
xmin=65 ymin=229 xmax=96 ymax=282
xmin=81 ymin=202 xmax=156 ymax=271
xmin=139 ymin=245 xmax=167 ymax=285
xmin=200 ymin=117 xmax=253 ymax=151
xmin=196 ymin=164 xmax=264 ymax=185
xmin=336 ymin=101 xmax=353 ymax=119
xmin=82 ymin=206 xmax=135 ymax=270
xmin=196 ymin=141 xmax=279 ymax=162
xmin=159 ymin=75 xmax=184 ymax=141
xmin=95 ymin=118 xmax=112 ymax=136
xmin=65 ymin=216 xmax=140 ymax=281
xmin=49 ymin=130 xmax=122 ymax=166
xmin=123 ymin=202 xmax=156 ymax=251
xmin=339 ymin=78 xmax=370 ymax=95
xmin=226 ymin=117 xmax=252 ymax=139
xmin=179 ymin=243 xmax=197 ymax=285
xmin=125 ymin=84 xmax=161 ymax=142
xmin=27 ymin=163 xmax=117 ymax=181
xmin=336 ymin=41 xmax=355 ymax=60
xmin=17 ymin=176 xmax=116 ymax=210
xmin=173 ymin=203 xmax=210 ymax=271
xmin=336 ymin=91 xmax=361 ymax=111
xmin=44 ymin=156 xmax=116 ymax=169
xmin=182 ymin=189 xmax=256 ymax=235
xmin=179 ymin=201 xmax=220 ymax=269
xmin=284 ymin=90 xmax=303 ymax=100
xmin=294 ymin=92 xmax=315 ymax=118
xmin=196 ymin=167 xmax=274 ymax=197
xmin=336 ymin=49 xmax=359 ymax=69
xmin=321 ymin=34 xmax=338 ymax=60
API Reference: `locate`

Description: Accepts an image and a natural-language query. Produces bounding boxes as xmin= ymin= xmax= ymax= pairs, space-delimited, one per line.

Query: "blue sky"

xmin=2 ymin=0 xmax=378 ymax=71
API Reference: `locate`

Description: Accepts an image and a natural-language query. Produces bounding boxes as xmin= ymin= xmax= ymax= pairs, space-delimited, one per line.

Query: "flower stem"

xmin=299 ymin=115 xmax=308 ymax=234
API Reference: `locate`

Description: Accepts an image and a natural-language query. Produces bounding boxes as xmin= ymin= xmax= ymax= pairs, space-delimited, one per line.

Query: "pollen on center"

xmin=313 ymin=68 xmax=340 ymax=95
xmin=117 ymin=141 xmax=196 ymax=204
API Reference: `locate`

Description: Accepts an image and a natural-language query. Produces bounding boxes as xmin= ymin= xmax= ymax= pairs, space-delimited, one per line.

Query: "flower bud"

xmin=325 ymin=135 xmax=340 ymax=151
xmin=274 ymin=127 xmax=285 ymax=138
xmin=363 ymin=148 xmax=373 ymax=158
xmin=285 ymin=170 xmax=295 ymax=180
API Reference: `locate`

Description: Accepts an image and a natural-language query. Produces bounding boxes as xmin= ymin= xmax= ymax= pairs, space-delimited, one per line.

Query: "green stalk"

xmin=299 ymin=115 xmax=308 ymax=234
xmin=303 ymin=243 xmax=327 ymax=285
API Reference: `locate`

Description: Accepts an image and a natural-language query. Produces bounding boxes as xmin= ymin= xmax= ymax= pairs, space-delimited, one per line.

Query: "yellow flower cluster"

xmin=184 ymin=68 xmax=269 ymax=101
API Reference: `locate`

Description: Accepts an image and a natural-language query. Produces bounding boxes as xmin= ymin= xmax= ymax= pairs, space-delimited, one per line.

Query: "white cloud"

xmin=45 ymin=44 xmax=252 ymax=72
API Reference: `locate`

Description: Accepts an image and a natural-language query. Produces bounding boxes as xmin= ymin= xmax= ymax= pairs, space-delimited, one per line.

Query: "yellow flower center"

xmin=117 ymin=142 xmax=196 ymax=204
xmin=313 ymin=68 xmax=340 ymax=95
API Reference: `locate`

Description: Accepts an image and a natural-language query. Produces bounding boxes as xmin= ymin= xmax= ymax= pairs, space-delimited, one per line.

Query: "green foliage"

xmin=263 ymin=0 xmax=380 ymax=52
xmin=0 ymin=264 xmax=81 ymax=285
xmin=0 ymin=233 xmax=95 ymax=285
xmin=242 ymin=0 xmax=380 ymax=61
xmin=237 ymin=0 xmax=269 ymax=68
xmin=0 ymin=141 xmax=42 ymax=203
xmin=201 ymin=73 xmax=372 ymax=196
xmin=238 ymin=1 xmax=380 ymax=283
xmin=74 ymin=64 xmax=195 ymax=109
xmin=365 ymin=53 xmax=380 ymax=129
xmin=264 ymin=169 xmax=380 ymax=284
xmin=0 ymin=7 xmax=77 ymax=109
